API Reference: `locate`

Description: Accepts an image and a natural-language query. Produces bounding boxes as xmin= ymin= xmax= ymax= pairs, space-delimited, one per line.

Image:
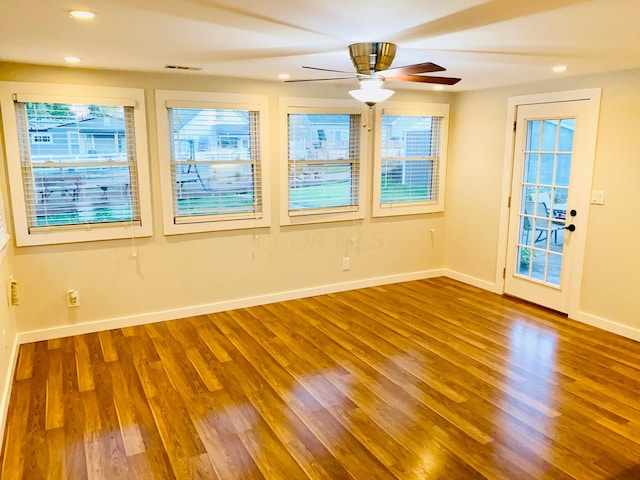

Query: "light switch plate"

xmin=590 ymin=190 xmax=605 ymax=205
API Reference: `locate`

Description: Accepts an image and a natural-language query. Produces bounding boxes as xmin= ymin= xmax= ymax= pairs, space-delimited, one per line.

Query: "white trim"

xmin=17 ymin=269 xmax=444 ymax=344
xmin=496 ymin=88 xmax=601 ymax=313
xmin=279 ymin=97 xmax=370 ymax=226
xmin=372 ymin=102 xmax=450 ymax=217
xmin=572 ymin=311 xmax=640 ymax=343
xmin=0 ymin=335 xmax=20 ymax=446
xmin=0 ymin=82 xmax=154 ymax=246
xmin=443 ymin=269 xmax=501 ymax=294
xmin=155 ymin=90 xmax=271 ymax=235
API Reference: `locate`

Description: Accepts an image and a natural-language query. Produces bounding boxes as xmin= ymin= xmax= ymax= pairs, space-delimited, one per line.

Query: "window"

xmin=0 ymin=83 xmax=152 ymax=246
xmin=155 ymin=91 xmax=269 ymax=234
xmin=281 ymin=98 xmax=368 ymax=225
xmin=373 ymin=103 xmax=450 ymax=216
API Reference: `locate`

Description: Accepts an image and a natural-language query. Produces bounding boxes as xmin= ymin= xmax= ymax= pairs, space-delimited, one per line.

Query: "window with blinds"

xmin=0 ymin=83 xmax=152 ymax=246
xmin=155 ymin=91 xmax=269 ymax=235
xmin=373 ymin=105 xmax=449 ymax=216
xmin=15 ymin=101 xmax=141 ymax=230
xmin=167 ymin=107 xmax=261 ymax=223
xmin=287 ymin=113 xmax=361 ymax=215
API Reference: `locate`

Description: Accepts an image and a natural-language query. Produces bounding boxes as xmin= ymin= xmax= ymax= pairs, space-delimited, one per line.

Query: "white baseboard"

xmin=442 ymin=269 xmax=640 ymax=343
xmin=443 ymin=269 xmax=501 ymax=294
xmin=0 ymin=335 xmax=20 ymax=444
xmin=572 ymin=310 xmax=640 ymax=342
xmin=17 ymin=269 xmax=444 ymax=345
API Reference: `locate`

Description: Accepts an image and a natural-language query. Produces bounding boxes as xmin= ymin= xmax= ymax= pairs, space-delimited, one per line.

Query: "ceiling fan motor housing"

xmin=349 ymin=42 xmax=397 ymax=74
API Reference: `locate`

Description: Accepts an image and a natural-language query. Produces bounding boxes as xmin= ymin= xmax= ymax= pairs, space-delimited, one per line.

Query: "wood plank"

xmin=45 ymin=348 xmax=64 ymax=430
xmin=98 ymin=331 xmax=119 ymax=362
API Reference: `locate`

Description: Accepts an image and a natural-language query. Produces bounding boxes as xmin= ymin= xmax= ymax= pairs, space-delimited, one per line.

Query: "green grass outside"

xmin=35 ymin=180 xmax=430 ymax=226
xmin=380 ymin=182 xmax=430 ymax=203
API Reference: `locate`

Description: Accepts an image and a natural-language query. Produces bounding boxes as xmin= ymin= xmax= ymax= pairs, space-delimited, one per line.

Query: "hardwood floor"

xmin=1 ymin=277 xmax=640 ymax=479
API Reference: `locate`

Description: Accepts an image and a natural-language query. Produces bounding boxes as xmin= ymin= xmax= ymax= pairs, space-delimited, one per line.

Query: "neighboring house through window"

xmin=155 ymin=90 xmax=270 ymax=234
xmin=0 ymin=83 xmax=153 ymax=246
xmin=373 ymin=103 xmax=450 ymax=216
xmin=280 ymin=98 xmax=368 ymax=226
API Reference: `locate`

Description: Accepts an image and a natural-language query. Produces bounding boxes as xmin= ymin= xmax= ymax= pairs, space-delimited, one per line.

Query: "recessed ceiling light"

xmin=433 ymin=85 xmax=445 ymax=91
xmin=64 ymin=56 xmax=82 ymax=63
xmin=69 ymin=10 xmax=96 ymax=19
xmin=552 ymin=65 xmax=568 ymax=73
xmin=278 ymin=73 xmax=290 ymax=80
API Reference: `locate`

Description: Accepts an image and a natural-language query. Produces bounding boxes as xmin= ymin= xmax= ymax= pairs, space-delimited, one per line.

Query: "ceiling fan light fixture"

xmin=348 ymin=78 xmax=394 ymax=106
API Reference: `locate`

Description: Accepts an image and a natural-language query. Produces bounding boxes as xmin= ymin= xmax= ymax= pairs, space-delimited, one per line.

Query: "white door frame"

xmin=495 ymin=88 xmax=601 ymax=315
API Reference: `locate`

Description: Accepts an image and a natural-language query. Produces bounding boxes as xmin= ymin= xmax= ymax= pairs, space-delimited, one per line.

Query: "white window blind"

xmin=167 ymin=107 xmax=262 ymax=224
xmin=287 ymin=113 xmax=361 ymax=214
xmin=15 ymin=101 xmax=141 ymax=231
xmin=379 ymin=113 xmax=443 ymax=206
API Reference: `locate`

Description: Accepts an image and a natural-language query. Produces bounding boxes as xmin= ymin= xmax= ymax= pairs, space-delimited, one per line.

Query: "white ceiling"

xmin=1 ymin=0 xmax=640 ymax=91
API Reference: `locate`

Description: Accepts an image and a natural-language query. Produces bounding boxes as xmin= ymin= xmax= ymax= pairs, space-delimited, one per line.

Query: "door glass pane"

xmin=558 ymin=119 xmax=575 ymax=151
xmin=531 ymin=250 xmax=545 ymax=282
xmin=524 ymin=153 xmax=538 ymax=183
xmin=515 ymin=116 xmax=575 ymax=288
xmin=519 ymin=216 xmax=533 ymax=246
xmin=556 ymin=154 xmax=571 ymax=186
xmin=541 ymin=120 xmax=558 ymax=151
xmin=539 ymin=153 xmax=555 ymax=184
xmin=517 ymin=247 xmax=532 ymax=275
xmin=526 ymin=120 xmax=541 ymax=150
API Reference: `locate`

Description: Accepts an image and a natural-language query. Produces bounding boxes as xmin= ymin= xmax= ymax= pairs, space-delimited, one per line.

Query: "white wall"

xmin=1 ymin=60 xmax=638 ymax=362
xmin=446 ymin=68 xmax=640 ymax=334
xmin=0 ymin=248 xmax=18 ymax=437
xmin=0 ymin=62 xmax=451 ymax=336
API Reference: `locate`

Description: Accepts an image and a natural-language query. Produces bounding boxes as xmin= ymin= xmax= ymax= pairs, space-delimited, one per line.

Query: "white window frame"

xmin=0 ymin=82 xmax=153 ymax=246
xmin=155 ymin=90 xmax=270 ymax=235
xmin=372 ymin=102 xmax=450 ymax=217
xmin=280 ymin=97 xmax=369 ymax=226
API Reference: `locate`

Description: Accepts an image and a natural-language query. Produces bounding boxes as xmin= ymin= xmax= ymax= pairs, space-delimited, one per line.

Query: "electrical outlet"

xmin=9 ymin=277 xmax=19 ymax=306
xmin=342 ymin=257 xmax=351 ymax=271
xmin=67 ymin=289 xmax=80 ymax=307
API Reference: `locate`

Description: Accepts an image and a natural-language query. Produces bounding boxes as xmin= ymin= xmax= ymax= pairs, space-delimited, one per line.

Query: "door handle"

xmin=565 ymin=224 xmax=576 ymax=232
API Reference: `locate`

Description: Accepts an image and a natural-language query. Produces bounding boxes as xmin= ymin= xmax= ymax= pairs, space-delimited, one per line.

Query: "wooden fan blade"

xmin=285 ymin=76 xmax=358 ymax=83
xmin=391 ymin=74 xmax=461 ymax=85
xmin=302 ymin=66 xmax=364 ymax=75
xmin=378 ymin=62 xmax=446 ymax=77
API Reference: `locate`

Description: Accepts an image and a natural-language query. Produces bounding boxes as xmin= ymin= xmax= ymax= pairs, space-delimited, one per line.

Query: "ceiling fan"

xmin=286 ymin=42 xmax=461 ymax=106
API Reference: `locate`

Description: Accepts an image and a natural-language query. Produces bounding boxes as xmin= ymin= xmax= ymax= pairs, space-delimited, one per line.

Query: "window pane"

xmin=289 ymin=163 xmax=354 ymax=210
xmin=32 ymin=165 xmax=133 ymax=226
xmin=379 ymin=114 xmax=441 ymax=206
xmin=381 ymin=160 xmax=432 ymax=203
xmin=169 ymin=108 xmax=260 ymax=219
xmin=541 ymin=119 xmax=558 ymax=151
xmin=288 ymin=114 xmax=354 ymax=160
xmin=555 ymin=154 xmax=571 ymax=187
xmin=539 ymin=153 xmax=554 ymax=185
xmin=287 ymin=113 xmax=360 ymax=213
xmin=526 ymin=120 xmax=541 ymax=150
xmin=19 ymin=102 xmax=139 ymax=228
xmin=174 ymin=164 xmax=255 ymax=216
xmin=558 ymin=119 xmax=575 ymax=152
xmin=524 ymin=153 xmax=538 ymax=183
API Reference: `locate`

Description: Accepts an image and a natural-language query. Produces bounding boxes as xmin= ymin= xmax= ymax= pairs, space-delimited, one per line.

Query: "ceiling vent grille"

xmin=164 ymin=65 xmax=202 ymax=71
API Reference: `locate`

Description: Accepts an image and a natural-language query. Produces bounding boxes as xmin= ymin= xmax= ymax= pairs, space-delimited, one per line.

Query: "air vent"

xmin=164 ymin=65 xmax=202 ymax=71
